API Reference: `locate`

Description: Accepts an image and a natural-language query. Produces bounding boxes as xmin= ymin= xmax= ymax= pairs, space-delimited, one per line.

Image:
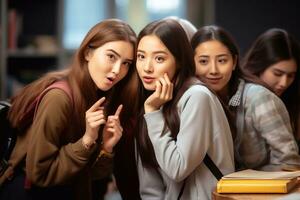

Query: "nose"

xmin=278 ymin=75 xmax=289 ymax=89
xmin=143 ymin=59 xmax=153 ymax=73
xmin=112 ymin=61 xmax=121 ymax=75
xmin=209 ymin=60 xmax=219 ymax=75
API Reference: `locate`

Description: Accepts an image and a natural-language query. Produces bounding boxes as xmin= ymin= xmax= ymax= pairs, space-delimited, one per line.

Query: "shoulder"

xmin=178 ymin=84 xmax=220 ymax=111
xmin=245 ymin=83 xmax=278 ymax=102
xmin=244 ymin=83 xmax=285 ymax=110
xmin=38 ymin=89 xmax=72 ymax=113
xmin=181 ymin=84 xmax=214 ymax=99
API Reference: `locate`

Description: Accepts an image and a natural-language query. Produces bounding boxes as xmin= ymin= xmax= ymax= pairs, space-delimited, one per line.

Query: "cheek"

xmin=195 ymin=64 xmax=206 ymax=77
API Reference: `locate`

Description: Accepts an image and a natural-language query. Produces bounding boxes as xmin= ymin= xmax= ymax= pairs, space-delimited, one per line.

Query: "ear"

xmin=232 ymin=55 xmax=238 ymax=70
xmin=84 ymin=47 xmax=93 ymax=61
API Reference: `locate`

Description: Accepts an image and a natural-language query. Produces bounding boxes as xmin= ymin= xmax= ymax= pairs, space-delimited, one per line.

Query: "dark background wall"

xmin=214 ymin=0 xmax=300 ymax=55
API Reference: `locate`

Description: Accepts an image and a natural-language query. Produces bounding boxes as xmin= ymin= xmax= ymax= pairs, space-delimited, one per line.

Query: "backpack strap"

xmin=24 ymin=80 xmax=73 ymax=189
xmin=177 ymin=154 xmax=222 ymax=200
xmin=33 ymin=80 xmax=73 ymax=118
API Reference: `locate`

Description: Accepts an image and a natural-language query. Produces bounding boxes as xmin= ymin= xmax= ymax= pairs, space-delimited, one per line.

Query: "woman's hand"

xmin=83 ymin=97 xmax=106 ymax=147
xmin=102 ymin=105 xmax=123 ymax=153
xmin=144 ymin=73 xmax=173 ymax=113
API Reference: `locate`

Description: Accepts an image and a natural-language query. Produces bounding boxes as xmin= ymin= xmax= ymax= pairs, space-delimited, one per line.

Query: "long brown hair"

xmin=135 ymin=19 xmax=195 ymax=169
xmin=9 ymin=19 xmax=137 ymax=135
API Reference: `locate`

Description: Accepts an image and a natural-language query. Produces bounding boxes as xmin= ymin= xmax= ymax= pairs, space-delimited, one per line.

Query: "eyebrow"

xmin=107 ymin=49 xmax=133 ymax=62
xmin=273 ymin=68 xmax=296 ymax=74
xmin=197 ymin=54 xmax=229 ymax=58
xmin=137 ymin=49 xmax=168 ymax=55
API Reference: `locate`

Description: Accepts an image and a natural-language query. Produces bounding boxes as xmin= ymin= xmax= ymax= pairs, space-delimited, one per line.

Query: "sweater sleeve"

xmin=144 ymin=87 xmax=219 ymax=182
xmin=137 ymin=152 xmax=165 ymax=200
xmin=249 ymin=88 xmax=300 ymax=170
xmin=26 ymin=89 xmax=97 ymax=187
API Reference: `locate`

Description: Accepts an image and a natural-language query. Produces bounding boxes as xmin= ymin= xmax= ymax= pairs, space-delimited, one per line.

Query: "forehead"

xmin=195 ymin=40 xmax=230 ymax=55
xmin=99 ymin=40 xmax=133 ymax=57
xmin=138 ymin=35 xmax=168 ymax=52
xmin=268 ymin=59 xmax=297 ymax=73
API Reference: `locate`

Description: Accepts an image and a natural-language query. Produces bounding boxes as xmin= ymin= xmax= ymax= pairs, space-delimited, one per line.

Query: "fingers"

xmin=87 ymin=97 xmax=106 ymax=112
xmin=157 ymin=73 xmax=173 ymax=100
xmin=114 ymin=104 xmax=123 ymax=116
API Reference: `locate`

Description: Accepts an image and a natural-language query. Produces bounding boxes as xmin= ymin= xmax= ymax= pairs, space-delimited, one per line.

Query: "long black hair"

xmin=135 ymin=19 xmax=196 ymax=168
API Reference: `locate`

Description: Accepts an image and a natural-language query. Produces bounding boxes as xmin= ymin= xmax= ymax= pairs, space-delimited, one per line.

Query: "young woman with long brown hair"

xmin=0 ymin=19 xmax=137 ymax=200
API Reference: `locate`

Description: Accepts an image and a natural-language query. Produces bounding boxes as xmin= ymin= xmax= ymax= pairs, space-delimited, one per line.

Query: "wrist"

xmin=82 ymin=135 xmax=96 ymax=150
xmin=101 ymin=144 xmax=113 ymax=154
xmin=144 ymin=105 xmax=157 ymax=113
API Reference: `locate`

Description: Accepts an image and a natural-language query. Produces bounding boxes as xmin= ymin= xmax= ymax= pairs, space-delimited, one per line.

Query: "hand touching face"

xmin=144 ymin=73 xmax=173 ymax=113
xmin=136 ymin=35 xmax=176 ymax=91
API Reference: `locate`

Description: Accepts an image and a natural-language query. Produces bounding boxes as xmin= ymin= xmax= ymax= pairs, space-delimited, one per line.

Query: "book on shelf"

xmin=217 ymin=169 xmax=300 ymax=194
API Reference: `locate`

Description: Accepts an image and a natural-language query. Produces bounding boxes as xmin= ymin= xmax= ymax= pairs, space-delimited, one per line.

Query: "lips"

xmin=106 ymin=76 xmax=116 ymax=85
xmin=206 ymin=77 xmax=222 ymax=84
xmin=142 ymin=76 xmax=155 ymax=84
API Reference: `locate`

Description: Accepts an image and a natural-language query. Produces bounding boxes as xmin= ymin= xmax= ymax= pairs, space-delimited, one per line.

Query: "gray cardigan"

xmin=137 ymin=85 xmax=234 ymax=200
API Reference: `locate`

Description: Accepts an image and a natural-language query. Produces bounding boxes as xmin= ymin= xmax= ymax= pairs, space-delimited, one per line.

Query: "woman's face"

xmin=194 ymin=40 xmax=236 ymax=93
xmin=136 ymin=35 xmax=176 ymax=91
xmin=259 ymin=59 xmax=297 ymax=96
xmin=85 ymin=40 xmax=134 ymax=91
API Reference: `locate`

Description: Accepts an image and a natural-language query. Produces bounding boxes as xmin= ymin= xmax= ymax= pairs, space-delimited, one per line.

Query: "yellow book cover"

xmin=217 ymin=169 xmax=300 ymax=194
xmin=217 ymin=178 xmax=298 ymax=193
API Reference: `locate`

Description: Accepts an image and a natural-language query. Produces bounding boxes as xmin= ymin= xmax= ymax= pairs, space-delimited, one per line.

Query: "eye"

xmin=198 ymin=59 xmax=208 ymax=65
xmin=107 ymin=53 xmax=116 ymax=61
xmin=155 ymin=56 xmax=165 ymax=63
xmin=273 ymin=71 xmax=283 ymax=77
xmin=218 ymin=58 xmax=228 ymax=64
xmin=137 ymin=53 xmax=145 ymax=60
xmin=123 ymin=61 xmax=132 ymax=67
xmin=287 ymin=73 xmax=296 ymax=79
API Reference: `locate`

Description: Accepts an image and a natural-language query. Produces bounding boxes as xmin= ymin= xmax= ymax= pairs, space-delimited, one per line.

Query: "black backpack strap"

xmin=203 ymin=154 xmax=223 ymax=180
xmin=177 ymin=153 xmax=223 ymax=200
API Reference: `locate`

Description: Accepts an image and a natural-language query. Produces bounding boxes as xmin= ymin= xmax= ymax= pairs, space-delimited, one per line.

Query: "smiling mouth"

xmin=206 ymin=77 xmax=222 ymax=84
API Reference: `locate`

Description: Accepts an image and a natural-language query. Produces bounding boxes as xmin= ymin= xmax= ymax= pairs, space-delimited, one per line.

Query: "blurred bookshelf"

xmin=0 ymin=0 xmax=198 ymax=100
xmin=0 ymin=0 xmax=63 ymax=99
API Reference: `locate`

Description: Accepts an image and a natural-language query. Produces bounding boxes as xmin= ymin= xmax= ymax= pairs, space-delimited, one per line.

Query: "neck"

xmin=217 ymin=86 xmax=229 ymax=104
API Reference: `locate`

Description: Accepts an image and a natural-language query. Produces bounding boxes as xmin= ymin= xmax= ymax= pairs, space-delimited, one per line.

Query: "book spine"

xmin=217 ymin=180 xmax=288 ymax=193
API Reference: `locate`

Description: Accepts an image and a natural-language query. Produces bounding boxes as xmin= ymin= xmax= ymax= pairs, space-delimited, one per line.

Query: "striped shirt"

xmin=229 ymin=79 xmax=300 ymax=171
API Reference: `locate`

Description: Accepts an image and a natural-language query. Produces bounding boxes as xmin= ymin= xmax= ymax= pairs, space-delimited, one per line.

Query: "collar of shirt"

xmin=228 ymin=79 xmax=245 ymax=107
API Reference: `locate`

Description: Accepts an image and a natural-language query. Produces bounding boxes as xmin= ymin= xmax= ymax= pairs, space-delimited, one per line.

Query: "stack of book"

xmin=217 ymin=169 xmax=300 ymax=194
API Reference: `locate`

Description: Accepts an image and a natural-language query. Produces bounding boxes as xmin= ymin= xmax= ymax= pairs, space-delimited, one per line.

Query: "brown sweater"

xmin=0 ymin=89 xmax=112 ymax=200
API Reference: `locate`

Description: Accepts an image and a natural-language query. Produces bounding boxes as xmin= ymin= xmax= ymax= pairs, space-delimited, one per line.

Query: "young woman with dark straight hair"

xmin=135 ymin=19 xmax=234 ymax=200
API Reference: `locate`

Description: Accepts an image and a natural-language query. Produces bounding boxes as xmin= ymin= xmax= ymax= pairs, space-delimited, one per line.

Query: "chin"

xmin=143 ymin=84 xmax=155 ymax=91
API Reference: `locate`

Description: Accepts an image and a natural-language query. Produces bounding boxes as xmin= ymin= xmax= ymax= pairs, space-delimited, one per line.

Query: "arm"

xmin=26 ymin=89 xmax=96 ymax=186
xmin=249 ymin=89 xmax=300 ymax=170
xmin=145 ymin=87 xmax=219 ymax=181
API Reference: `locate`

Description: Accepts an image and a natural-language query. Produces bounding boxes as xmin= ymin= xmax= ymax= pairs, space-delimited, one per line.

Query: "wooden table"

xmin=212 ymin=184 xmax=300 ymax=200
